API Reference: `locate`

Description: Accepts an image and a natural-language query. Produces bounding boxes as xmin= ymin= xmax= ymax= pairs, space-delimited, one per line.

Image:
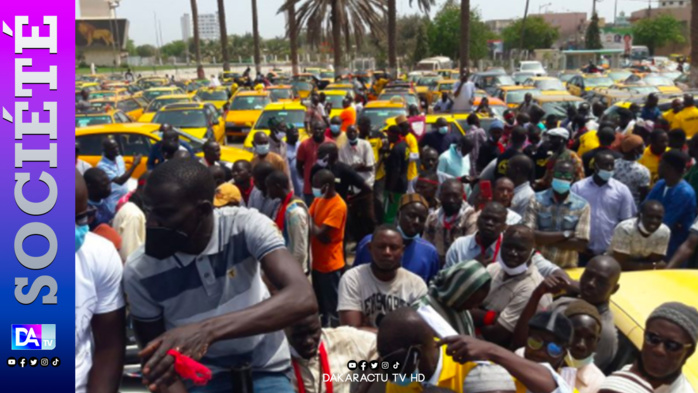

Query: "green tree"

xmin=126 ymin=39 xmax=136 ymax=56
xmin=633 ymin=14 xmax=686 ymax=56
xmin=427 ymin=2 xmax=494 ymax=61
xmin=586 ymin=13 xmax=602 ymax=50
xmin=135 ymin=44 xmax=156 ymax=57
xmin=691 ymin=0 xmax=698 ymax=88
xmin=412 ymin=22 xmax=430 ymax=64
xmin=502 ymin=16 xmax=558 ymax=51
xmin=160 ymin=40 xmax=187 ymax=58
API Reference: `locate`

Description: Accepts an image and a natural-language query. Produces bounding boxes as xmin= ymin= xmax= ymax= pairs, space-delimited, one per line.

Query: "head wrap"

xmin=428 ymin=260 xmax=491 ymax=310
xmin=462 ymin=363 xmax=516 ymax=393
xmin=621 ymin=134 xmax=644 ymax=153
xmin=399 ymin=193 xmax=428 ymax=210
xmin=648 ymin=302 xmax=698 ymax=345
xmin=490 ymin=119 xmax=504 ymax=131
xmin=213 ymin=183 xmax=242 ymax=207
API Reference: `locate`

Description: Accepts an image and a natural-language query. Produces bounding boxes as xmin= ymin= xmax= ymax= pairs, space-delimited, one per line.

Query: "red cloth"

xmin=274 ymin=192 xmax=295 ymax=231
xmin=166 ymin=349 xmax=212 ymax=386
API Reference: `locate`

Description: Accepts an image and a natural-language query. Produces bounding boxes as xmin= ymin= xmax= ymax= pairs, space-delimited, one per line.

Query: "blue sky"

xmin=77 ymin=0 xmax=653 ymax=46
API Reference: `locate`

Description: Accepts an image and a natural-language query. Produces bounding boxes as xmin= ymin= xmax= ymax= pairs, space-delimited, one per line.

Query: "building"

xmin=78 ymin=0 xmax=110 ymax=18
xmin=529 ymin=12 xmax=587 ymax=49
xmin=181 ymin=13 xmax=191 ymax=43
xmin=198 ymin=13 xmax=220 ymax=41
xmin=659 ymin=0 xmax=687 ymax=8
xmin=485 ymin=19 xmax=514 ymax=35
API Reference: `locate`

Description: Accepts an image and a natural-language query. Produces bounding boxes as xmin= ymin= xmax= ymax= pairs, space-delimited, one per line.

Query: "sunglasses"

xmin=527 ymin=336 xmax=564 ymax=358
xmin=75 ymin=206 xmax=96 ymax=226
xmin=379 ymin=345 xmax=421 ymax=377
xmin=645 ymin=331 xmax=692 ymax=352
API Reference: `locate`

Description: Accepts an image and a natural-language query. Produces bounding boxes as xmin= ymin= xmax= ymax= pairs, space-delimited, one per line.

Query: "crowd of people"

xmin=75 ymin=69 xmax=698 ymax=393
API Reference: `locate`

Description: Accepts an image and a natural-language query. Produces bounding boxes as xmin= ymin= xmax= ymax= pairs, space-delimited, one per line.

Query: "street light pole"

xmin=107 ymin=0 xmax=121 ymax=71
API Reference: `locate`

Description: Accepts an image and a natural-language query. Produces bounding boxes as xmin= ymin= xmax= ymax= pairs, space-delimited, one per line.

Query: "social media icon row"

xmin=347 ymin=360 xmax=400 ymax=371
xmin=7 ymin=357 xmax=59 ymax=368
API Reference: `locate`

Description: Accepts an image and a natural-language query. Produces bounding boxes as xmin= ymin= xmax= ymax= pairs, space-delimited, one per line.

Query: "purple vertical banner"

xmin=0 ymin=0 xmax=74 ymax=391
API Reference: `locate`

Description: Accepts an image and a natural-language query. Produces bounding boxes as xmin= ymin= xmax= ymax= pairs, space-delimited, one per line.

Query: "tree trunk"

xmin=217 ymin=0 xmax=229 ymax=71
xmin=252 ymin=0 xmax=262 ymax=73
xmin=460 ymin=0 xmax=470 ymax=70
xmin=388 ymin=0 xmax=397 ymax=73
xmin=690 ymin=0 xmax=698 ymax=88
xmin=190 ymin=0 xmax=203 ymax=78
xmin=332 ymin=0 xmax=342 ymax=76
xmin=518 ymin=0 xmax=531 ymax=60
xmin=288 ymin=2 xmax=299 ymax=75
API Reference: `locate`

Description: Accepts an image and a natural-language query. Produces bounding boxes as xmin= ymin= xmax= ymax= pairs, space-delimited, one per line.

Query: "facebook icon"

xmin=11 ymin=324 xmax=56 ymax=350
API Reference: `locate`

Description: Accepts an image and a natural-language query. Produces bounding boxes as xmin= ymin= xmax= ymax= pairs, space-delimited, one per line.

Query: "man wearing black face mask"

xmin=124 ymin=159 xmax=317 ymax=393
xmin=298 ymin=121 xmax=332 ymax=205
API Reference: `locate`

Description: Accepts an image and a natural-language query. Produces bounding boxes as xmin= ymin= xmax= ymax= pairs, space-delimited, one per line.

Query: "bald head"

xmin=317 ymin=142 xmax=339 ymax=164
xmin=580 ymin=256 xmax=621 ymax=306
xmin=507 ymin=154 xmax=534 ymax=185
xmin=377 ymin=307 xmax=434 ymax=357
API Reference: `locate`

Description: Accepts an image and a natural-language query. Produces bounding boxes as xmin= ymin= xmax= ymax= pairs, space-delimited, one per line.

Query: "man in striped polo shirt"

xmin=124 ymin=159 xmax=317 ymax=393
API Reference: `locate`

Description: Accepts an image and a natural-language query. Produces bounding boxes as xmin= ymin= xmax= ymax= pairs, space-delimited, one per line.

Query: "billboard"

xmin=75 ymin=18 xmax=127 ymax=49
xmin=601 ymin=26 xmax=633 ymax=54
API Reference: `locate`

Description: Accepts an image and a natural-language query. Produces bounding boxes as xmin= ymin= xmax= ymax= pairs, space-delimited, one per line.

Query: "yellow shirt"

xmin=405 ymin=133 xmax=420 ymax=181
xmin=638 ymin=145 xmax=666 ymax=186
xmin=663 ymin=108 xmax=681 ymax=130
xmin=577 ymin=130 xmax=599 ymax=158
xmin=386 ymin=346 xmax=478 ymax=393
xmin=677 ymin=106 xmax=698 ymax=138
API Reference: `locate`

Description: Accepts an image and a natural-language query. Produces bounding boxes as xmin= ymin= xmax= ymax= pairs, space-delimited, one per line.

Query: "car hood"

xmin=226 ymin=110 xmax=262 ymax=126
xmin=137 ymin=113 xmax=156 ymax=123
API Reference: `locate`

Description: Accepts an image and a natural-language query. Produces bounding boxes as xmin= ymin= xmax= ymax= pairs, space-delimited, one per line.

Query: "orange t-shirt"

xmin=339 ymin=106 xmax=356 ymax=132
xmin=309 ymin=194 xmax=347 ymax=273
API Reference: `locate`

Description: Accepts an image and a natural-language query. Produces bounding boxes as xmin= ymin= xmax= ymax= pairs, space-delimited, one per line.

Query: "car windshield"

xmin=558 ymin=74 xmax=578 ymax=82
xmin=142 ymin=80 xmax=167 ymax=89
xmin=506 ymin=89 xmax=542 ymax=104
xmin=146 ymin=98 xmax=190 ymax=113
xmin=585 ymin=77 xmax=614 ymax=87
xmin=144 ymin=90 xmax=177 ymax=101
xmin=379 ymin=93 xmax=418 ymax=107
xmin=269 ymin=89 xmax=292 ymax=101
xmin=90 ymin=91 xmax=115 ymax=99
xmin=320 ymin=72 xmax=334 ymax=78
xmin=231 ymin=96 xmax=269 ymax=110
xmin=644 ymin=76 xmax=674 ymax=87
xmin=535 ymin=79 xmax=566 ymax=91
xmin=418 ymin=77 xmax=440 ymax=86
xmin=291 ymin=81 xmax=313 ymax=91
xmin=495 ymin=76 xmax=516 ymax=85
xmin=196 ymin=90 xmax=229 ymax=101
xmin=75 ymin=115 xmax=112 ymax=128
xmin=152 ymin=110 xmax=207 ymax=128
xmin=360 ymin=108 xmax=407 ymax=128
xmin=521 ymin=63 xmax=542 ymax=71
xmin=540 ymin=101 xmax=583 ymax=117
xmin=325 ymin=94 xmax=347 ymax=109
xmin=608 ymin=71 xmax=632 ymax=81
xmin=624 ymin=86 xmax=660 ymax=94
xmin=662 ymin=72 xmax=682 ymax=80
xmin=89 ymin=101 xmax=116 ymax=111
xmin=255 ymin=110 xmax=305 ymax=130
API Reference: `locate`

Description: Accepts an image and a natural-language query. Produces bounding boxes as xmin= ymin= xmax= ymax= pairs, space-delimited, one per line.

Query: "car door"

xmin=203 ymin=104 xmax=225 ymax=143
xmin=567 ymin=77 xmax=581 ymax=96
xmin=115 ymin=133 xmax=154 ymax=179
xmin=76 ymin=133 xmax=108 ymax=168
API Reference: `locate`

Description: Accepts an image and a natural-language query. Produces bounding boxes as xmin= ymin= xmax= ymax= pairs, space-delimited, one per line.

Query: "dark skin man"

xmin=202 ymin=139 xmax=221 ymax=166
xmin=135 ymin=163 xmax=317 ymax=392
xmin=613 ymin=200 xmax=668 ymax=270
xmin=296 ymin=121 xmax=327 ymax=178
xmin=340 ymin=227 xmax=405 ymax=332
xmin=102 ymin=138 xmax=141 ymax=185
xmin=76 ymin=169 xmax=126 ymax=393
xmin=309 ymin=169 xmax=338 ymax=244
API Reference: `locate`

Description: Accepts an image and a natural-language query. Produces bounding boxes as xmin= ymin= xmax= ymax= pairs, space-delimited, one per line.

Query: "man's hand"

xmin=139 ymin=323 xmax=213 ymax=391
xmin=536 ymin=274 xmax=569 ymax=296
xmin=132 ymin=154 xmax=143 ymax=167
xmin=438 ymin=335 xmax=494 ymax=364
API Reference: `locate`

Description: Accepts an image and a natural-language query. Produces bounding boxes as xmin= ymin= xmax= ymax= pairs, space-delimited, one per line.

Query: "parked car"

xmin=518 ymin=61 xmax=547 ymax=76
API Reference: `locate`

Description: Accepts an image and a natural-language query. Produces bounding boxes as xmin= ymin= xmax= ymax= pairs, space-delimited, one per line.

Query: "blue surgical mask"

xmin=552 ymin=178 xmax=571 ymax=194
xmin=397 ymin=224 xmax=420 ymax=240
xmin=75 ymin=224 xmax=89 ymax=252
xmin=349 ymin=136 xmax=359 ymax=146
xmin=330 ymin=124 xmax=341 ymax=135
xmin=438 ymin=126 xmax=449 ymax=134
xmin=393 ymin=369 xmax=419 ymax=387
xmin=255 ymin=144 xmax=270 ymax=155
xmin=312 ymin=186 xmax=324 ymax=198
xmin=597 ymin=169 xmax=614 ymax=182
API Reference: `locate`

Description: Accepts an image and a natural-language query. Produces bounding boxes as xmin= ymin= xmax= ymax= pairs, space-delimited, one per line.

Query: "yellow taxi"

xmin=136 ymin=77 xmax=170 ymax=89
xmin=151 ymin=102 xmax=226 ymax=143
xmin=611 ymin=84 xmax=661 ymax=95
xmin=76 ymin=82 xmax=100 ymax=93
xmin=242 ymin=102 xmax=310 ymax=149
xmin=76 ymin=123 xmax=251 ymax=179
xmin=437 ymin=69 xmax=460 ymax=79
xmin=624 ymin=74 xmax=683 ymax=94
xmin=221 ymin=71 xmax=242 ymax=83
xmin=566 ymin=269 xmax=698 ymax=389
xmin=225 ymin=90 xmax=271 ymax=140
xmin=137 ymin=94 xmax=195 ymax=123
xmin=88 ymin=88 xmax=130 ymax=100
xmin=89 ymin=97 xmax=145 ymax=121
xmin=361 ymin=100 xmax=408 ymax=131
xmin=322 ymin=89 xmax=352 ymax=118
xmin=605 ymin=69 xmax=634 ymax=84
xmin=386 ymin=114 xmax=466 ymax=139
xmin=532 ymin=95 xmax=586 ymax=117
xmin=75 ymin=108 xmax=133 ymax=128
xmin=194 ymin=86 xmax=230 ymax=110
xmin=319 ymin=70 xmax=335 ymax=84
xmin=291 ymin=79 xmax=316 ymax=99
xmin=523 ymin=76 xmax=568 ymax=93
xmin=415 ymin=74 xmax=442 ymax=100
xmin=493 ymin=86 xmax=542 ymax=108
xmin=325 ymin=83 xmax=354 ymax=95
xmin=267 ymin=85 xmax=297 ymax=103
xmin=566 ymin=74 xmax=615 ymax=96
xmin=378 ymin=90 xmax=421 ymax=110
xmin=463 ymin=97 xmax=508 ymax=118
xmin=294 ymin=73 xmax=316 ymax=83
xmin=427 ymin=79 xmax=458 ymax=106
xmin=142 ymin=86 xmax=185 ymax=103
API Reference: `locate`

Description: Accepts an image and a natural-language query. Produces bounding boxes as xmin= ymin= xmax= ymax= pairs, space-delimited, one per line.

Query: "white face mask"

xmin=498 ymin=250 xmax=534 ymax=276
xmin=565 ymin=351 xmax=595 ymax=369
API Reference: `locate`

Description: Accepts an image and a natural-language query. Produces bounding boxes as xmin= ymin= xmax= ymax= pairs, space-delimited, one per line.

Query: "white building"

xmin=659 ymin=0 xmax=687 ymax=7
xmin=198 ymin=12 xmax=220 ymax=41
xmin=181 ymin=13 xmax=191 ymax=42
xmin=78 ymin=0 xmax=110 ymax=17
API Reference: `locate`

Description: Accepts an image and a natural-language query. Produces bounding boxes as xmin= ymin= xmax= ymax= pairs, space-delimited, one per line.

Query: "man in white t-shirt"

xmin=75 ymin=169 xmax=125 ymax=393
xmin=452 ymin=70 xmax=475 ymax=113
xmin=337 ymin=225 xmax=427 ymax=331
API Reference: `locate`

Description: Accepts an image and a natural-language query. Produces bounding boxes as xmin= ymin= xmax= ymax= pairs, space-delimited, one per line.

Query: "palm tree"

xmin=460 ymin=0 xmax=470 ymax=70
xmin=691 ymin=0 xmax=698 ymax=87
xmin=284 ymin=0 xmax=300 ymax=75
xmin=190 ymin=0 xmax=203 ymax=79
xmin=217 ymin=0 xmax=230 ymax=71
xmin=280 ymin=0 xmax=385 ymax=77
xmin=252 ymin=0 xmax=262 ymax=74
xmin=387 ymin=0 xmax=433 ymax=71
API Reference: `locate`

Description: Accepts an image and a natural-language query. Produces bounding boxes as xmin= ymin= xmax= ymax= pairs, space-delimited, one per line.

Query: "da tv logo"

xmin=11 ymin=325 xmax=56 ymax=350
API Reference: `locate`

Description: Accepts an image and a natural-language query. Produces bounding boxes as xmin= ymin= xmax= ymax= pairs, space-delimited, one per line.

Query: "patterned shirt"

xmin=613 ymin=158 xmax=651 ymax=206
xmin=423 ymin=202 xmax=478 ymax=262
xmin=511 ymin=182 xmax=536 ymax=217
xmin=523 ymin=189 xmax=591 ymax=268
xmin=468 ymin=126 xmax=488 ymax=176
xmin=609 ymin=217 xmax=671 ymax=259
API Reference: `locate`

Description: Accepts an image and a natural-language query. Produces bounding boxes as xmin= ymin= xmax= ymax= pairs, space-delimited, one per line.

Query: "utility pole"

xmin=519 ymin=0 xmax=531 ymax=60
xmin=647 ymin=0 xmax=652 ymax=18
xmin=614 ymin=0 xmax=618 ymax=24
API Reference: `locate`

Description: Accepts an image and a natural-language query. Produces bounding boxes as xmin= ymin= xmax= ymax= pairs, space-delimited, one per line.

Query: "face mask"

xmin=349 ymin=137 xmax=359 ymax=146
xmin=312 ymin=187 xmax=324 ymax=198
xmin=316 ymin=157 xmax=329 ymax=168
xmin=393 ymin=369 xmax=419 ymax=387
xmin=255 ymin=144 xmax=270 ymax=155
xmin=75 ymin=224 xmax=89 ymax=252
xmin=498 ymin=250 xmax=534 ymax=276
xmin=638 ymin=219 xmax=653 ymax=236
xmin=330 ymin=124 xmax=341 ymax=135
xmin=145 ymin=226 xmax=190 ymax=260
xmin=597 ymin=169 xmax=614 ymax=182
xmin=438 ymin=126 xmax=449 ymax=135
xmin=397 ymin=224 xmax=420 ymax=240
xmin=552 ymin=178 xmax=571 ymax=194
xmin=565 ymin=352 xmax=595 ymax=369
